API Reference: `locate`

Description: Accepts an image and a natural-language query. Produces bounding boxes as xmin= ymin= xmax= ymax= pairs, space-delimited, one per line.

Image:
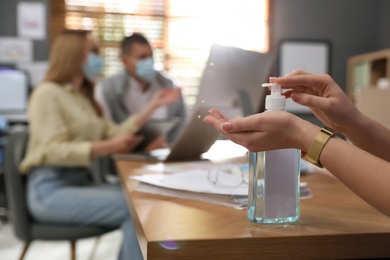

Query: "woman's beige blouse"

xmin=20 ymin=81 xmax=137 ymax=173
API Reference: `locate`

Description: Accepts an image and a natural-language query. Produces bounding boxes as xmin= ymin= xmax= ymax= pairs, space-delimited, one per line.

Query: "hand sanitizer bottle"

xmin=247 ymin=83 xmax=300 ymax=224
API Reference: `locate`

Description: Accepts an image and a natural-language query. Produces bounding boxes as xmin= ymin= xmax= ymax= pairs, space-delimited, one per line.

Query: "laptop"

xmin=114 ymin=106 xmax=220 ymax=161
xmin=195 ymin=44 xmax=275 ymax=116
xmin=114 ymin=45 xmax=274 ymax=161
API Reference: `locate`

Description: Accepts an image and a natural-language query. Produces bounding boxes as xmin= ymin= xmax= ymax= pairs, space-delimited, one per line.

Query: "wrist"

xmin=148 ymin=99 xmax=159 ymax=110
xmin=303 ymin=126 xmax=336 ymax=168
xmin=339 ymin=109 xmax=365 ymax=137
xmin=91 ymin=140 xmax=113 ymax=158
xmin=108 ymin=139 xmax=119 ymax=154
xmin=297 ymin=121 xmax=321 ymax=152
xmin=102 ymin=139 xmax=118 ymax=155
xmin=294 ymin=119 xmax=321 ymax=152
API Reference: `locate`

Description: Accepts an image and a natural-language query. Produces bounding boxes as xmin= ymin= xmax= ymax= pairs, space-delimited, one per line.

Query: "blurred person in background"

xmin=20 ymin=30 xmax=178 ymax=260
xmin=95 ymin=33 xmax=186 ymax=143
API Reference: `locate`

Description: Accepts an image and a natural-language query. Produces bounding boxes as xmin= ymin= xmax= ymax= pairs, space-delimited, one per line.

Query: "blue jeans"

xmin=27 ymin=166 xmax=143 ymax=260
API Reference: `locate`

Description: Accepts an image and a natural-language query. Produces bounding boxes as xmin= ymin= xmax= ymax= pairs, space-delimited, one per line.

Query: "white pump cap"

xmin=261 ymin=83 xmax=286 ymax=111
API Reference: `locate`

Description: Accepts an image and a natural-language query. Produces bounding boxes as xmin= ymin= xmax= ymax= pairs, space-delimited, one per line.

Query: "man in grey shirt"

xmin=95 ymin=33 xmax=186 ymax=143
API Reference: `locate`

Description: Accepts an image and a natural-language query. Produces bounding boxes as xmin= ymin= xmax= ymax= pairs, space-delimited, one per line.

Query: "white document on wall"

xmin=18 ymin=62 xmax=48 ymax=86
xmin=0 ymin=37 xmax=33 ymax=63
xmin=17 ymin=2 xmax=47 ymax=40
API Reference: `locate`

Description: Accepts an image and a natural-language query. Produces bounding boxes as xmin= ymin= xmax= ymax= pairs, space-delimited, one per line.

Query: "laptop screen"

xmin=0 ymin=69 xmax=28 ymax=113
xmin=195 ymin=44 xmax=275 ymax=116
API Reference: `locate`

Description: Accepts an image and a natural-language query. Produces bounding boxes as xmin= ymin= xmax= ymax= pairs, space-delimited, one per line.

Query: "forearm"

xmin=319 ymin=137 xmax=390 ymax=217
xmin=133 ymin=102 xmax=157 ymax=129
xmin=91 ymin=139 xmax=116 ymax=158
xmin=342 ymin=111 xmax=390 ymax=162
xmin=104 ymin=116 xmax=138 ymax=138
xmin=296 ymin=120 xmax=390 ymax=217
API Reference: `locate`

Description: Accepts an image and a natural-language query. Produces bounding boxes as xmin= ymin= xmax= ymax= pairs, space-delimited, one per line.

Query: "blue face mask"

xmin=135 ymin=57 xmax=156 ymax=82
xmin=83 ymin=52 xmax=104 ymax=81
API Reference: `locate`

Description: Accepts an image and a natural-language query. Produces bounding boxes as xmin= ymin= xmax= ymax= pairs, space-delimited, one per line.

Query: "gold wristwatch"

xmin=303 ymin=126 xmax=336 ymax=168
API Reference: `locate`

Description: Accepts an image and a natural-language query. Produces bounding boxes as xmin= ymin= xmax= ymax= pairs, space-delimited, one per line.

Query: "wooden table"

xmin=116 ymin=154 xmax=390 ymax=259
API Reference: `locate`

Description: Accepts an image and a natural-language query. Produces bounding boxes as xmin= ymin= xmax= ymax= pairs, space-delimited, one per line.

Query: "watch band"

xmin=303 ymin=126 xmax=335 ymax=168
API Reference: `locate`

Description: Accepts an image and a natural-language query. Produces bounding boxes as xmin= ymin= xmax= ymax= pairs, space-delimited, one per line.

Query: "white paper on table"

xmin=136 ymin=182 xmax=247 ymax=210
xmin=131 ymin=169 xmax=248 ymax=196
xmin=299 ymin=182 xmax=313 ymax=199
xmin=131 ymin=169 xmax=313 ymax=198
xmin=143 ymin=161 xmax=216 ymax=173
xmin=17 ymin=2 xmax=46 ymax=40
xmin=0 ymin=37 xmax=33 ymax=63
xmin=144 ymin=158 xmax=315 ymax=175
xmin=134 ymin=181 xmax=311 ymax=210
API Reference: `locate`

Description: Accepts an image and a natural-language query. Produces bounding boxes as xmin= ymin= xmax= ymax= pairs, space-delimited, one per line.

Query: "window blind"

xmin=50 ymin=0 xmax=269 ymax=106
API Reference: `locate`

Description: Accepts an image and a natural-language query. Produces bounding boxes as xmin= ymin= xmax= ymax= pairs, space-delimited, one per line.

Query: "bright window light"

xmin=63 ymin=0 xmax=269 ymax=106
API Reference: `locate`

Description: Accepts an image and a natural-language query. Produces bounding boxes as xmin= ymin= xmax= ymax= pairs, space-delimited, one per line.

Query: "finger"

xmin=291 ymin=92 xmax=330 ymax=111
xmin=269 ymin=70 xmax=311 ymax=83
xmin=163 ymin=88 xmax=173 ymax=93
xmin=145 ymin=136 xmax=165 ymax=151
xmin=283 ymin=89 xmax=294 ymax=99
xmin=208 ymin=108 xmax=226 ymax=120
xmin=171 ymin=90 xmax=180 ymax=100
xmin=168 ymin=89 xmax=178 ymax=97
xmin=283 ymin=69 xmax=312 ymax=77
xmin=221 ymin=114 xmax=262 ymax=133
xmin=204 ymin=114 xmax=227 ymax=131
xmin=210 ymin=110 xmax=229 ymax=120
xmin=283 ymin=88 xmax=319 ymax=98
xmin=126 ymin=134 xmax=142 ymax=142
xmin=272 ymin=74 xmax=327 ymax=89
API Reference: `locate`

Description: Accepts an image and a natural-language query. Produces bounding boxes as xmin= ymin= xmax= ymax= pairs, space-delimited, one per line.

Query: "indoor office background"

xmin=2 ymin=0 xmax=390 ymax=118
xmin=1 ymin=0 xmax=390 ymax=259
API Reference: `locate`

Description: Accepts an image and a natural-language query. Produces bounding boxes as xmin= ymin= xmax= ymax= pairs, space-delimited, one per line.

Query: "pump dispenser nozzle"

xmin=261 ymin=83 xmax=286 ymax=111
xmin=262 ymin=83 xmax=282 ymax=95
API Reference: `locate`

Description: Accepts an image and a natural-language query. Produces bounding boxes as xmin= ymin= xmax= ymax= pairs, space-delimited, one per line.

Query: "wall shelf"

xmin=347 ymin=48 xmax=390 ymax=102
xmin=347 ymin=49 xmax=390 ymax=129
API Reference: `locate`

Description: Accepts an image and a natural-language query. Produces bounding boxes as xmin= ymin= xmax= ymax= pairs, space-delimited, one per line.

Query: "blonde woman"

xmin=20 ymin=30 xmax=178 ymax=260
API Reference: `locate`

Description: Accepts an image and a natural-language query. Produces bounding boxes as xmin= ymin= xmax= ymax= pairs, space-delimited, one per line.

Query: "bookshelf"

xmin=347 ymin=48 xmax=390 ymax=102
xmin=347 ymin=49 xmax=390 ymax=129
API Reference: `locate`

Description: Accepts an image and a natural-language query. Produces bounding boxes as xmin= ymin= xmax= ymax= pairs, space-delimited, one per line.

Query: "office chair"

xmin=4 ymin=130 xmax=115 ymax=260
xmin=91 ymin=155 xmax=119 ymax=184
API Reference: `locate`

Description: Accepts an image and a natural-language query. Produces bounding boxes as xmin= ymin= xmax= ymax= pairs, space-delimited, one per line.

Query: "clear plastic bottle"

xmin=247 ymin=83 xmax=300 ymax=224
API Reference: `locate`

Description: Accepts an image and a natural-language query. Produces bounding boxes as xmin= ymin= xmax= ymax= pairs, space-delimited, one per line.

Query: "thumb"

xmin=221 ymin=115 xmax=260 ymax=133
xmin=291 ymin=92 xmax=329 ymax=111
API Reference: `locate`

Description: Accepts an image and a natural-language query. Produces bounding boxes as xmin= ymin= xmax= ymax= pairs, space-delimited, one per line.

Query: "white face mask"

xmin=135 ymin=57 xmax=156 ymax=82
